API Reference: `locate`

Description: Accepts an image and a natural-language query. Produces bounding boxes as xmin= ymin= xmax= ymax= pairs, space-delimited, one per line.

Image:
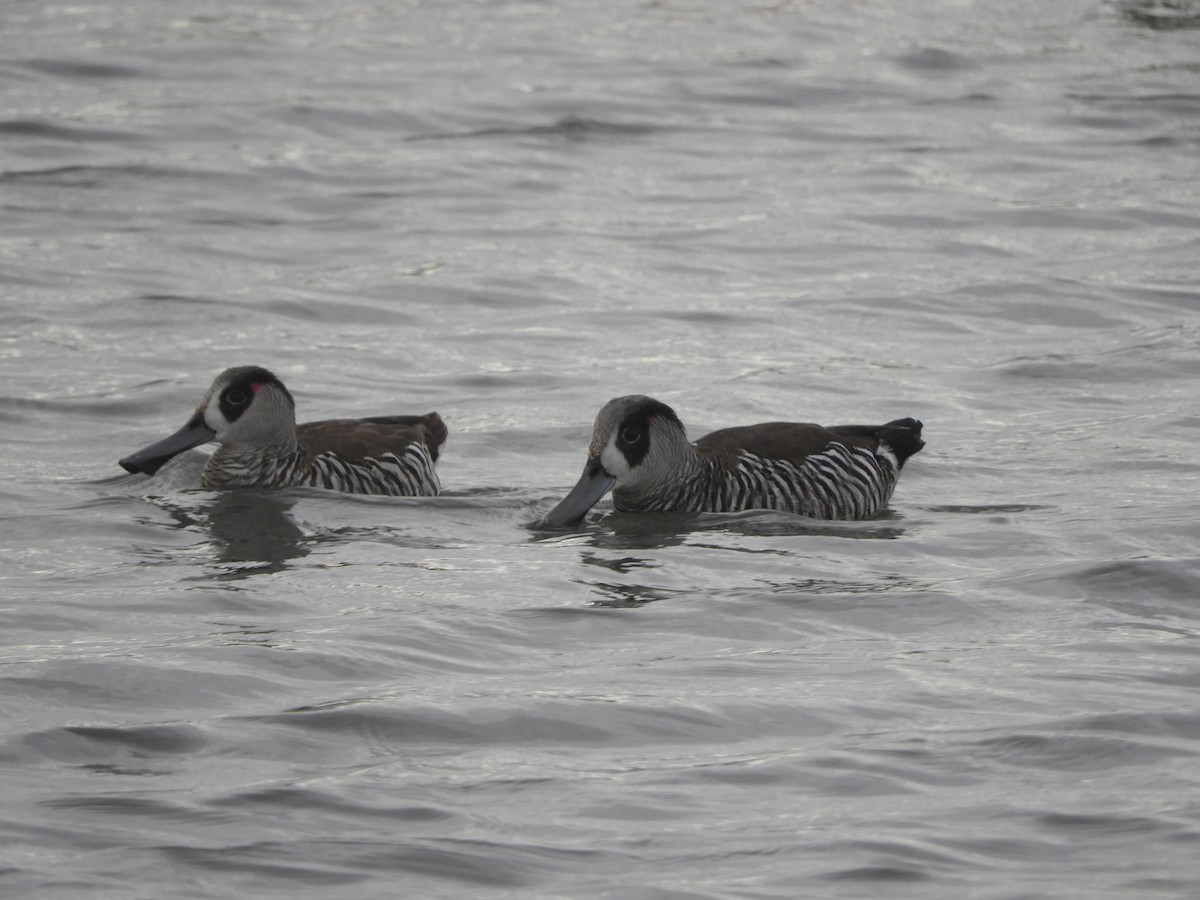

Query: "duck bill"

xmin=536 ymin=457 xmax=616 ymax=529
xmin=119 ymin=414 xmax=216 ymax=476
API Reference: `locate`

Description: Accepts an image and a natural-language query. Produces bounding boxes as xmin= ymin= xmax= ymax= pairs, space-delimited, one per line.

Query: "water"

xmin=2 ymin=0 xmax=1199 ymax=896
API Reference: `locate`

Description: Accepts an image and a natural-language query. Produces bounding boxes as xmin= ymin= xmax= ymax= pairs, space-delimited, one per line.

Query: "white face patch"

xmin=599 ymin=432 xmax=633 ymax=482
xmin=202 ymin=391 xmax=228 ymax=434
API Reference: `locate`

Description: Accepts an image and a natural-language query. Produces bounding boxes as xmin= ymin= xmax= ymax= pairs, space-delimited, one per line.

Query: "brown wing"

xmin=297 ymin=412 xmax=447 ymax=463
xmin=694 ymin=419 xmax=924 ymax=471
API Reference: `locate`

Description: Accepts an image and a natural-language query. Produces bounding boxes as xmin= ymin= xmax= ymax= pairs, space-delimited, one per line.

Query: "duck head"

xmin=119 ymin=366 xmax=296 ymax=476
xmin=535 ymin=395 xmax=687 ymax=529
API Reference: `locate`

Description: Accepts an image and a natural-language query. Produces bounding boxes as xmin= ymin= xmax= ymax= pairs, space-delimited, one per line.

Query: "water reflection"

xmin=532 ymin=508 xmax=906 ymax=550
xmin=578 ymin=551 xmax=657 ymax=574
xmin=1119 ymin=0 xmax=1200 ymax=30
xmin=756 ymin=575 xmax=933 ymax=596
xmin=209 ymin=620 xmax=295 ymax=650
xmin=147 ymin=490 xmax=311 ymax=581
xmin=584 ymin=581 xmax=684 ymax=609
xmin=197 ymin=491 xmax=310 ymax=581
xmin=535 ymin=508 xmax=919 ymax=611
xmin=204 ymin=491 xmax=308 ymax=573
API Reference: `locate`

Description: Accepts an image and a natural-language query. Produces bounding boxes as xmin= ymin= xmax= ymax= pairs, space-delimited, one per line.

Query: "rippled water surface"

xmin=3 ymin=0 xmax=1200 ymax=896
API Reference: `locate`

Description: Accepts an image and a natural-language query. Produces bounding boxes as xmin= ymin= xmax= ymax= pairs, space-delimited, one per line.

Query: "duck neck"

xmin=203 ymin=435 xmax=304 ymax=488
xmin=613 ymin=442 xmax=714 ymax=512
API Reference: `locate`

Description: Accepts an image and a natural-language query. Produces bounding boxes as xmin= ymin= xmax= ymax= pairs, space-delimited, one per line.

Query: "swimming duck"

xmin=119 ymin=366 xmax=446 ymax=496
xmin=537 ymin=395 xmax=923 ymax=528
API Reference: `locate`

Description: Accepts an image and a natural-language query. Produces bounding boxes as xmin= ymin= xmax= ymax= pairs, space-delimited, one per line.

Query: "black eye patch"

xmin=616 ymin=414 xmax=653 ymax=467
xmin=219 ymin=382 xmax=257 ymax=422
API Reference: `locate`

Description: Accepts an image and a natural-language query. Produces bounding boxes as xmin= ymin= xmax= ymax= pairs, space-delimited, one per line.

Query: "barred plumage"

xmin=537 ymin=395 xmax=923 ymax=529
xmin=720 ymin=444 xmax=895 ymax=519
xmin=302 ymin=444 xmax=440 ymax=496
xmin=120 ymin=366 xmax=445 ymax=497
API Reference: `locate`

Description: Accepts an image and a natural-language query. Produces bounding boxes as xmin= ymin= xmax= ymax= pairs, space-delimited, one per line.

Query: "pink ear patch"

xmin=250 ymin=382 xmax=263 ymax=394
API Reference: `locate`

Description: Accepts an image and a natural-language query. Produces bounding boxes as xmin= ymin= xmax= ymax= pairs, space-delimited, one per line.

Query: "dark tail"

xmin=878 ymin=418 xmax=924 ymax=468
xmin=419 ymin=412 xmax=449 ymax=461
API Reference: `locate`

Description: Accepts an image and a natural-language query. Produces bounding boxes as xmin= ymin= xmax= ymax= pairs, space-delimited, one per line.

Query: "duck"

xmin=536 ymin=395 xmax=923 ymax=528
xmin=119 ymin=365 xmax=446 ymax=496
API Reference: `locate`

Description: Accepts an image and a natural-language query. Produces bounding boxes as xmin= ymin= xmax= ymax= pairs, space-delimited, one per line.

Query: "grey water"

xmin=2 ymin=0 xmax=1199 ymax=896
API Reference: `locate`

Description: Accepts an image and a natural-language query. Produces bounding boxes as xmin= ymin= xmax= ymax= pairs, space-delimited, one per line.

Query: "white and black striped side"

xmin=719 ymin=443 xmax=898 ymax=519
xmin=610 ymin=442 xmax=898 ymax=519
xmin=300 ymin=443 xmax=441 ymax=497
